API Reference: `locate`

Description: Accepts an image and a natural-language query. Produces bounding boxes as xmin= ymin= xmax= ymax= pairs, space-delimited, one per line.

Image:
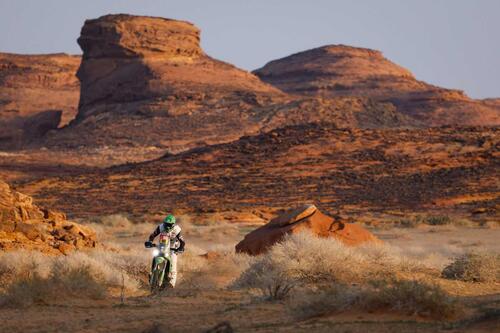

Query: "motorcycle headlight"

xmin=152 ymin=248 xmax=160 ymax=257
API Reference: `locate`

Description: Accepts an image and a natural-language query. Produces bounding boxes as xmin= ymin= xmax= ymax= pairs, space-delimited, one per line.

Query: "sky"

xmin=0 ymin=0 xmax=499 ymax=99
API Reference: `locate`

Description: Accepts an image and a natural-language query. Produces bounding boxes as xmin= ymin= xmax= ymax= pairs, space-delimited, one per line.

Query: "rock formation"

xmin=0 ymin=53 xmax=80 ymax=148
xmin=0 ymin=179 xmax=96 ymax=254
xmin=254 ymin=45 xmax=500 ymax=126
xmin=42 ymin=15 xmax=408 ymax=154
xmin=43 ymin=14 xmax=282 ymax=151
xmin=2 ymin=16 xmax=498 ymax=154
xmin=235 ymin=204 xmax=380 ymax=255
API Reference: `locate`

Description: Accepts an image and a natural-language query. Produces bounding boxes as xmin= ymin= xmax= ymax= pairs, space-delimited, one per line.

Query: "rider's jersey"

xmin=158 ymin=224 xmax=182 ymax=249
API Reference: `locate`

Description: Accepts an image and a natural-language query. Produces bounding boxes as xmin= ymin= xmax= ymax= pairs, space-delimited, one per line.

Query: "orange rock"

xmin=16 ymin=222 xmax=42 ymax=241
xmin=58 ymin=243 xmax=74 ymax=255
xmin=0 ymin=178 xmax=97 ymax=254
xmin=42 ymin=209 xmax=67 ymax=222
xmin=235 ymin=204 xmax=380 ymax=255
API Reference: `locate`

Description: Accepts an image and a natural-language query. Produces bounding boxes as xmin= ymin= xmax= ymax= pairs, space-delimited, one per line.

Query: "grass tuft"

xmin=442 ymin=251 xmax=499 ymax=283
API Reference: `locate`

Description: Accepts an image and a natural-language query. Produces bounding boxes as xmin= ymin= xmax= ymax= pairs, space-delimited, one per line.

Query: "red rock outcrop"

xmin=0 ymin=53 xmax=80 ymax=148
xmin=43 ymin=14 xmax=282 ymax=151
xmin=0 ymin=179 xmax=96 ymax=254
xmin=254 ymin=45 xmax=500 ymax=126
xmin=235 ymin=204 xmax=380 ymax=255
xmin=42 ymin=15 xmax=410 ymax=154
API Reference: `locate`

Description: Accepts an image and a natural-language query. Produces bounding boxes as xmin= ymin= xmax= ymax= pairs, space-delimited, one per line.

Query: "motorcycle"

xmin=145 ymin=234 xmax=174 ymax=292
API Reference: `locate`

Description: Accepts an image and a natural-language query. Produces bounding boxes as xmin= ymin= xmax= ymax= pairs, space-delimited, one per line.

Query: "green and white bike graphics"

xmin=147 ymin=234 xmax=173 ymax=292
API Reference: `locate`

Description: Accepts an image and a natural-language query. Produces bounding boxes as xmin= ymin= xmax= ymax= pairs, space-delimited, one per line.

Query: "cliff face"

xmin=254 ymin=45 xmax=500 ymax=126
xmin=42 ymin=14 xmax=285 ymax=151
xmin=0 ymin=53 xmax=80 ymax=148
xmin=41 ymin=15 xmax=408 ymax=154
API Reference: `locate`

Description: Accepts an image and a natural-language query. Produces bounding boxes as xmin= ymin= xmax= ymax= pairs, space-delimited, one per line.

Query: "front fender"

xmin=154 ymin=256 xmax=167 ymax=265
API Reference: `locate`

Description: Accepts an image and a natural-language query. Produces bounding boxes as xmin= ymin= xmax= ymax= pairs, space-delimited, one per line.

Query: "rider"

xmin=144 ymin=214 xmax=185 ymax=288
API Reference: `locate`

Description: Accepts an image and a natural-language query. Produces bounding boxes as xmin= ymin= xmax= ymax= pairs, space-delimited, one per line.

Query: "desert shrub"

xmin=395 ymin=215 xmax=474 ymax=228
xmin=425 ymin=215 xmax=451 ymax=226
xmin=288 ymin=280 xmax=461 ymax=320
xmin=233 ymin=232 xmax=418 ymax=300
xmin=397 ymin=218 xmax=420 ymax=228
xmin=442 ymin=252 xmax=500 ymax=282
xmin=287 ymin=285 xmax=362 ymax=318
xmin=1 ymin=271 xmax=52 ymax=307
xmin=49 ymin=261 xmax=106 ymax=297
xmin=65 ymin=251 xmax=144 ymax=291
xmin=0 ymin=249 xmax=148 ymax=307
xmin=0 ymin=251 xmax=51 ymax=287
xmin=0 ymin=264 xmax=105 ymax=307
xmin=367 ymin=279 xmax=461 ymax=319
xmin=234 ymin=254 xmax=296 ymax=300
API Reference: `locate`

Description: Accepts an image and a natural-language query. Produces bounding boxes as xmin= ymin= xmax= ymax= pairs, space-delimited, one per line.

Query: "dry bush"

xmin=233 ymin=232 xmax=423 ymax=300
xmin=0 ymin=249 xmax=148 ymax=307
xmin=0 ymin=263 xmax=106 ymax=307
xmin=424 ymin=215 xmax=452 ymax=226
xmin=394 ymin=214 xmax=475 ymax=229
xmin=396 ymin=218 xmax=421 ymax=228
xmin=0 ymin=251 xmax=52 ymax=287
xmin=366 ymin=279 xmax=461 ymax=319
xmin=442 ymin=251 xmax=500 ymax=283
xmin=68 ymin=250 xmax=145 ymax=291
xmin=288 ymin=280 xmax=461 ymax=320
xmin=287 ymin=285 xmax=362 ymax=318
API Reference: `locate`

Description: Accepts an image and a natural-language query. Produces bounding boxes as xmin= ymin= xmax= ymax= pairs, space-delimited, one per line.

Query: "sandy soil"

xmin=0 ymin=222 xmax=499 ymax=333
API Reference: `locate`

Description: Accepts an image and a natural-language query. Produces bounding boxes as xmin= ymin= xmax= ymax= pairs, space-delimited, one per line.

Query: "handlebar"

xmin=145 ymin=241 xmax=181 ymax=252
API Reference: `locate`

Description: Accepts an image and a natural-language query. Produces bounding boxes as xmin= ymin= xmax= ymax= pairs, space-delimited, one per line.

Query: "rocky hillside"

xmin=19 ymin=124 xmax=499 ymax=221
xmin=40 ymin=15 xmax=409 ymax=154
xmin=254 ymin=45 xmax=500 ymax=126
xmin=0 ymin=179 xmax=96 ymax=254
xmin=0 ymin=53 xmax=80 ymax=148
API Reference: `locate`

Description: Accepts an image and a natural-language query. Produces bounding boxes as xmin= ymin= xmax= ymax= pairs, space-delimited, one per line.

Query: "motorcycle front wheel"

xmin=150 ymin=265 xmax=163 ymax=293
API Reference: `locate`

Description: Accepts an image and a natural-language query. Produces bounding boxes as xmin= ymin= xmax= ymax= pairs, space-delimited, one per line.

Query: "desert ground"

xmin=0 ymin=214 xmax=499 ymax=333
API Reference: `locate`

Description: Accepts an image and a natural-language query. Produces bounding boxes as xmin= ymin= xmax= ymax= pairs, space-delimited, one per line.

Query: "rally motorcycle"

xmin=145 ymin=234 xmax=174 ymax=292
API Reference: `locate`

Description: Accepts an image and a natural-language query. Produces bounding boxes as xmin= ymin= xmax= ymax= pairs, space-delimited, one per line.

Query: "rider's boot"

xmin=168 ymin=271 xmax=177 ymax=288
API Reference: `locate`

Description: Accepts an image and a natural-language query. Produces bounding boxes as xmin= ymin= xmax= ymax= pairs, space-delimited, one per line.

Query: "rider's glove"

xmin=175 ymin=248 xmax=185 ymax=254
xmin=144 ymin=241 xmax=153 ymax=248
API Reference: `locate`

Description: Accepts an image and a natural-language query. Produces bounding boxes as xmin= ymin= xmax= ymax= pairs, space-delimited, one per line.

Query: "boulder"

xmin=235 ymin=204 xmax=380 ymax=255
xmin=16 ymin=222 xmax=42 ymax=241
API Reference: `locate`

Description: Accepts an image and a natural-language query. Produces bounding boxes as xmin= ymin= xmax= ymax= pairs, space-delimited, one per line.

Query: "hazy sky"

xmin=1 ymin=0 xmax=499 ymax=99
